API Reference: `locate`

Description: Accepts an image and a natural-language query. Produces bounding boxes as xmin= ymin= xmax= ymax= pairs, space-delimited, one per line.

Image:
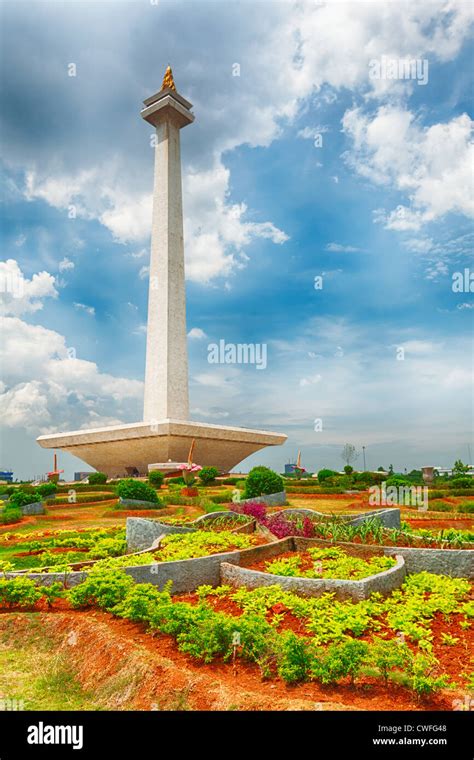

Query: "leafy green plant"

xmin=115 ymin=479 xmax=160 ymax=504
xmin=88 ymin=472 xmax=107 ymax=485
xmin=244 ymin=466 xmax=284 ymax=498
xmin=37 ymin=482 xmax=57 ymax=497
xmin=276 ymin=631 xmax=311 ymax=684
xmin=317 ymin=469 xmax=338 ymax=483
xmin=0 ymin=577 xmax=42 ymax=608
xmin=112 ymin=582 xmax=173 ymax=622
xmin=68 ymin=567 xmax=135 ymax=610
xmin=311 ymin=640 xmax=369 ymax=685
xmin=148 ymin=470 xmax=164 ymax=488
xmin=450 ymin=477 xmax=472 ymax=489
xmin=199 ymin=467 xmax=219 ymax=485
xmin=408 ymin=652 xmax=449 ymax=697
xmin=8 ymin=490 xmax=42 ymax=508
xmin=440 ymin=632 xmax=459 ymax=646
xmin=40 ymin=582 xmax=65 ymax=608
xmin=368 ymin=637 xmax=412 ymax=685
xmin=265 ymin=548 xmax=396 ymax=581
xmin=0 ymin=506 xmax=22 ymax=524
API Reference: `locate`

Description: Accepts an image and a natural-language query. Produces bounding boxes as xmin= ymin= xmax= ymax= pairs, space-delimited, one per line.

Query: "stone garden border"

xmin=291 ymin=536 xmax=474 ymax=579
xmin=126 ymin=511 xmax=255 ymax=551
xmin=220 ymin=554 xmax=406 ymax=601
xmin=5 ymin=536 xmax=292 ymax=591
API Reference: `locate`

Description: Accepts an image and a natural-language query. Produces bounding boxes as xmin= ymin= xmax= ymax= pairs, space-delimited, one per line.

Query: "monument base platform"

xmin=37 ymin=419 xmax=287 ymax=478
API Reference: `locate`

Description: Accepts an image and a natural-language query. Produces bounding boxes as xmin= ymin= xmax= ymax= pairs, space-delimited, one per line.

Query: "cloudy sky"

xmin=0 ymin=0 xmax=473 ymax=479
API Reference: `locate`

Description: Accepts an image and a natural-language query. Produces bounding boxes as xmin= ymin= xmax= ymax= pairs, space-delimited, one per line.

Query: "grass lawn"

xmin=0 ymin=614 xmax=100 ymax=710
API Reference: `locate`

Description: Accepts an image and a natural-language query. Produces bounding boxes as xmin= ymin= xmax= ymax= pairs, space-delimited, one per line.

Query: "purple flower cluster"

xmin=263 ymin=513 xmax=315 ymax=539
xmin=231 ymin=500 xmax=267 ymax=522
xmin=231 ymin=501 xmax=316 ymax=538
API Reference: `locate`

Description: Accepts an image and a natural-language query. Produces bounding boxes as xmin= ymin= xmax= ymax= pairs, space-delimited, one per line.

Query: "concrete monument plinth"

xmin=38 ymin=420 xmax=285 ymax=479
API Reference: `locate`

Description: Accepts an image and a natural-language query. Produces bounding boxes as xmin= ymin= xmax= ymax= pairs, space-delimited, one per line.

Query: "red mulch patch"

xmin=406 ymin=519 xmax=474 ymax=531
xmin=287 ymin=493 xmax=365 ymax=500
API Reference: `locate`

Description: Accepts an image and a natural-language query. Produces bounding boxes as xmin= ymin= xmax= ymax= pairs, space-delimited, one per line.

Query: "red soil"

xmin=406 ymin=519 xmax=474 ymax=531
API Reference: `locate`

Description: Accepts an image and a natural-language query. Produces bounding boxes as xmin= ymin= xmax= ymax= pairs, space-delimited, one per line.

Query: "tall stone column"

xmin=141 ymin=67 xmax=194 ymax=422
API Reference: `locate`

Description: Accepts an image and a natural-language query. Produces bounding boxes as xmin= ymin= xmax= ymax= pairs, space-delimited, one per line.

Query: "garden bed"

xmin=2 ymin=569 xmax=471 ymax=707
xmin=221 ymin=550 xmax=406 ymax=601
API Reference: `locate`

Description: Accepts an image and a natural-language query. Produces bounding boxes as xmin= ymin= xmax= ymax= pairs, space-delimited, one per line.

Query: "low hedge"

xmin=427 ymin=501 xmax=454 ymax=513
xmin=219 ymin=477 xmax=245 ymax=486
xmin=56 ymin=484 xmax=116 ymax=493
xmin=45 ymin=493 xmax=117 ymax=506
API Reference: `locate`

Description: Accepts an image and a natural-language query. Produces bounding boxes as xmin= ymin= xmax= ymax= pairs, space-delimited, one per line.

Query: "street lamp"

xmin=362 ymin=446 xmax=366 ymax=471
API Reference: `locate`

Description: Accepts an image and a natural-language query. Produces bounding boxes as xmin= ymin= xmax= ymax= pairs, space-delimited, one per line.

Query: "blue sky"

xmin=0 ymin=0 xmax=473 ymax=479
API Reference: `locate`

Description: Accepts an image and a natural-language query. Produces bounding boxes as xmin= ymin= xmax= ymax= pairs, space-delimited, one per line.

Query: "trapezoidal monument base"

xmin=37 ymin=420 xmax=287 ymax=478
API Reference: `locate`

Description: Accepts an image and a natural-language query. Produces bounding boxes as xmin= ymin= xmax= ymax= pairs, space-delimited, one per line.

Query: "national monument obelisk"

xmin=37 ymin=67 xmax=287 ymax=476
xmin=143 ymin=66 xmax=191 ymax=423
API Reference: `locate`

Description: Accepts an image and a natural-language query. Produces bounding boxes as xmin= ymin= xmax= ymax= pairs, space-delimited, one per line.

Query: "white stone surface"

xmin=37 ymin=419 xmax=287 ymax=477
xmin=143 ymin=100 xmax=191 ymax=421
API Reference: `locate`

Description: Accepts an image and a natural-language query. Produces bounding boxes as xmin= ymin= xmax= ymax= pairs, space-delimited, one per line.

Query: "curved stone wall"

xmin=293 ymin=537 xmax=474 ymax=579
xmin=220 ymin=554 xmax=406 ymax=601
xmin=126 ymin=511 xmax=254 ymax=551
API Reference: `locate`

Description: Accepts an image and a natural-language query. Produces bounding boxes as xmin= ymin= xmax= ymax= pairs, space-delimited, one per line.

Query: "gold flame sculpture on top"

xmin=161 ymin=65 xmax=177 ymax=92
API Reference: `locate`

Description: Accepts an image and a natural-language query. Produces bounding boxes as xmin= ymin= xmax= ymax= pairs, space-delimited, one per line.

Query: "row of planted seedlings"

xmin=0 ymin=563 xmax=472 ymax=700
xmin=233 ymin=502 xmax=474 ymax=549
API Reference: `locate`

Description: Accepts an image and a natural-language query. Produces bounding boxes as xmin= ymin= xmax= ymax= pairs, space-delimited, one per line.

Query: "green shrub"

xmin=276 ymin=631 xmax=312 ymax=684
xmin=68 ymin=568 xmax=135 ymax=610
xmin=148 ymin=470 xmax=164 ymax=488
xmin=175 ymin=609 xmax=235 ymax=663
xmin=112 ymin=583 xmax=172 ymax=622
xmin=409 ymin=652 xmax=449 ymax=697
xmin=317 ymin=469 xmax=337 ymax=483
xmin=369 ymin=637 xmax=412 ymax=685
xmin=37 ymin=482 xmax=57 ymax=497
xmin=165 ymin=476 xmax=185 ymax=486
xmin=458 ymin=502 xmax=474 ymax=513
xmin=8 ymin=490 xmax=42 ymax=508
xmin=311 ymin=640 xmax=369 ymax=685
xmin=40 ymin=582 xmax=65 ymax=608
xmin=244 ymin=466 xmax=283 ymax=498
xmin=0 ymin=507 xmax=22 ymax=524
xmin=199 ymin=466 xmax=219 ymax=485
xmin=115 ymin=479 xmax=160 ymax=504
xmin=450 ymin=477 xmax=472 ymax=489
xmin=0 ymin=577 xmax=42 ymax=608
xmin=385 ymin=475 xmax=411 ymax=487
xmin=88 ymin=472 xmax=107 ymax=485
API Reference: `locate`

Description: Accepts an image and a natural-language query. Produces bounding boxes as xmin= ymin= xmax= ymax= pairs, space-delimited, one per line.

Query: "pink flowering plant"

xmin=177 ymin=462 xmax=202 ymax=486
xmin=177 ymin=439 xmax=203 ymax=486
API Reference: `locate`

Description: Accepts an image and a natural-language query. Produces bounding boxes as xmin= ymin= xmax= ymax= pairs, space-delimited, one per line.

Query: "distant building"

xmin=74 ymin=471 xmax=94 ymax=481
xmin=284 ymin=463 xmax=297 ymax=474
xmin=0 ymin=470 xmax=13 ymax=482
